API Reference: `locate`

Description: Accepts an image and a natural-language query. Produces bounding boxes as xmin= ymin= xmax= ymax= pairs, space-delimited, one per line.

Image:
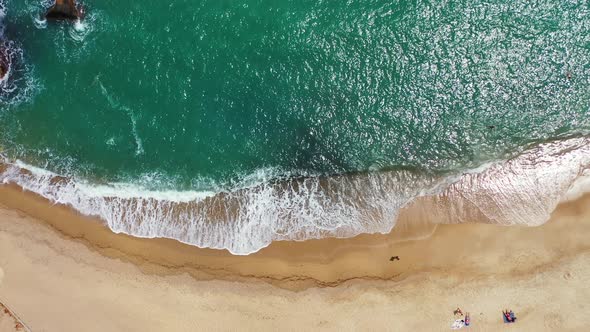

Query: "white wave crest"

xmin=428 ymin=137 xmax=590 ymax=226
xmin=1 ymin=137 xmax=590 ymax=255
xmin=33 ymin=16 xmax=47 ymax=29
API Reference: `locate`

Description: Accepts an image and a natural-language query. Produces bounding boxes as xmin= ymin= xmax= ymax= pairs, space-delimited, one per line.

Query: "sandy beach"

xmin=0 ymin=302 xmax=27 ymax=332
xmin=0 ymin=183 xmax=589 ymax=331
xmin=1 ymin=0 xmax=589 ymax=330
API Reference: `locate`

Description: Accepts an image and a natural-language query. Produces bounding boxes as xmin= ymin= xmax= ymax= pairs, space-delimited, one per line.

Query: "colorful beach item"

xmin=451 ymin=319 xmax=465 ymax=330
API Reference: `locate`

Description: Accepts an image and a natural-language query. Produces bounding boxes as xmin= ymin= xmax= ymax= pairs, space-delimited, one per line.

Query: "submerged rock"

xmin=45 ymin=0 xmax=81 ymax=21
xmin=0 ymin=64 xmax=6 ymax=80
xmin=0 ymin=46 xmax=8 ymax=81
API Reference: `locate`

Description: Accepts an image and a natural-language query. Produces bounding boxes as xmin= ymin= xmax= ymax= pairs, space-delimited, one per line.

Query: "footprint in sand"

xmin=544 ymin=313 xmax=564 ymax=329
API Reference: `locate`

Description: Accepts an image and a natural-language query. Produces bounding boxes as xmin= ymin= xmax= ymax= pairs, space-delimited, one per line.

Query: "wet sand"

xmin=0 ymin=184 xmax=589 ymax=331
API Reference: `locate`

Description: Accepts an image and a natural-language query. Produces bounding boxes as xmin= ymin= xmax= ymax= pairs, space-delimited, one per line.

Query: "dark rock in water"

xmin=0 ymin=46 xmax=8 ymax=81
xmin=45 ymin=0 xmax=81 ymax=21
xmin=0 ymin=64 xmax=6 ymax=80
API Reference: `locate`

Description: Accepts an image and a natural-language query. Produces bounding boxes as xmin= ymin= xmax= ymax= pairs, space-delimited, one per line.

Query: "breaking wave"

xmin=0 ymin=1 xmax=40 ymax=108
xmin=1 ymin=137 xmax=589 ymax=255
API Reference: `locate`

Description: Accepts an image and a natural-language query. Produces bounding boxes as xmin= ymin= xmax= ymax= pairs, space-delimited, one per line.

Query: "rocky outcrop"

xmin=0 ymin=63 xmax=6 ymax=80
xmin=45 ymin=0 xmax=81 ymax=21
xmin=0 ymin=46 xmax=8 ymax=81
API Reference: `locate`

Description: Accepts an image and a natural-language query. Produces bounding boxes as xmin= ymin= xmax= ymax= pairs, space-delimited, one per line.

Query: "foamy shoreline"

xmin=2 ymin=136 xmax=590 ymax=255
xmin=1 ymin=186 xmax=590 ymax=330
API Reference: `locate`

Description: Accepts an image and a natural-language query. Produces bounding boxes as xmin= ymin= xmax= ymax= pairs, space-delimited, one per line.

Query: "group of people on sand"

xmin=452 ymin=307 xmax=517 ymax=328
xmin=452 ymin=308 xmax=470 ymax=329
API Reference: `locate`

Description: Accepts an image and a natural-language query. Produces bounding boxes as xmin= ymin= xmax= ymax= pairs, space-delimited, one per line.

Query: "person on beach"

xmin=503 ymin=309 xmax=515 ymax=323
xmin=454 ymin=308 xmax=463 ymax=316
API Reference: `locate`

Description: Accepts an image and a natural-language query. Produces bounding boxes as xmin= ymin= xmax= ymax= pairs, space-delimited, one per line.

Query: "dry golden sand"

xmin=0 ymin=184 xmax=589 ymax=331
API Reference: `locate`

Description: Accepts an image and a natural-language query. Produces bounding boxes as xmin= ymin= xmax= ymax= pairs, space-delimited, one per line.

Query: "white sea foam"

xmin=563 ymin=170 xmax=590 ymax=202
xmin=1 ymin=137 xmax=590 ymax=255
xmin=0 ymin=4 xmax=41 ymax=107
xmin=429 ymin=137 xmax=590 ymax=226
xmin=69 ymin=15 xmax=93 ymax=42
xmin=0 ymin=40 xmax=23 ymax=100
xmin=32 ymin=16 xmax=47 ymax=29
xmin=97 ymin=80 xmax=145 ymax=155
xmin=9 ymin=160 xmax=216 ymax=202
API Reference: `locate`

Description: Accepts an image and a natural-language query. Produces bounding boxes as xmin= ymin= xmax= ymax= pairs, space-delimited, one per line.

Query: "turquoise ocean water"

xmin=1 ymin=0 xmax=590 ymax=253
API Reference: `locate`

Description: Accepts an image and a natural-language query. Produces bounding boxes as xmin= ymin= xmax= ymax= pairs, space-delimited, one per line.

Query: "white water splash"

xmin=98 ymin=80 xmax=145 ymax=155
xmin=1 ymin=137 xmax=590 ymax=255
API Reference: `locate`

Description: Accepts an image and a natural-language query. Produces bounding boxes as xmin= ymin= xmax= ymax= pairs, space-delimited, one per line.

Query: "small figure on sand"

xmin=389 ymin=256 xmax=400 ymax=261
xmin=450 ymin=308 xmax=471 ymax=329
xmin=502 ymin=309 xmax=517 ymax=323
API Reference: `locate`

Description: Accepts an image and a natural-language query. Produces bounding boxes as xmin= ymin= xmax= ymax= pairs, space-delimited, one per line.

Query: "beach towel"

xmin=503 ymin=313 xmax=515 ymax=323
xmin=451 ymin=319 xmax=465 ymax=329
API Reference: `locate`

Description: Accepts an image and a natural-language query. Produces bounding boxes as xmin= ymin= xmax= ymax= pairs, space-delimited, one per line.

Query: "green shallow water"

xmin=1 ymin=0 xmax=590 ymax=189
